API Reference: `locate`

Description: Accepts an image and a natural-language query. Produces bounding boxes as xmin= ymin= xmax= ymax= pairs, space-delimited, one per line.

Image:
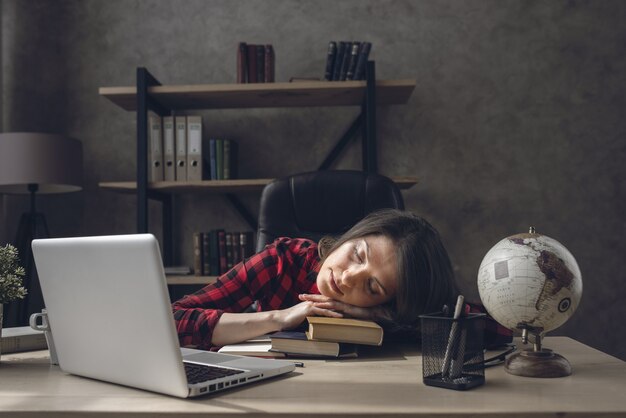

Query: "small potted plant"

xmin=0 ymin=244 xmax=28 ymax=357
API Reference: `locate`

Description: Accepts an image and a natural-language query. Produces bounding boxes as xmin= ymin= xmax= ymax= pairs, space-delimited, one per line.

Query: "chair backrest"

xmin=256 ymin=170 xmax=405 ymax=252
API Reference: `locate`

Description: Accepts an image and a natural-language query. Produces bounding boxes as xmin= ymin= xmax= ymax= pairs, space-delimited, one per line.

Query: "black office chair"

xmin=256 ymin=170 xmax=405 ymax=252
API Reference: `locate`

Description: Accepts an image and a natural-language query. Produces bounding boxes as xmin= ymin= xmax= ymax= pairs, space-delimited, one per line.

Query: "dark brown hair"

xmin=318 ymin=209 xmax=457 ymax=331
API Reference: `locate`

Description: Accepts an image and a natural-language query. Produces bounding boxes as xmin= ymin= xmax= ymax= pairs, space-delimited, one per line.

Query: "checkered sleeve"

xmin=467 ymin=302 xmax=514 ymax=349
xmin=172 ymin=237 xmax=319 ymax=349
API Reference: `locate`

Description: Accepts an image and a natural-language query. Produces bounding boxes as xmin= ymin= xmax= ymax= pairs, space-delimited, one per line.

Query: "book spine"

xmin=256 ymin=45 xmax=265 ymax=83
xmin=193 ymin=232 xmax=203 ymax=276
xmin=339 ymin=41 xmax=353 ymax=81
xmin=230 ymin=140 xmax=238 ymax=179
xmin=202 ymin=232 xmax=210 ymax=276
xmin=186 ymin=115 xmax=203 ymax=181
xmin=175 ymin=116 xmax=187 ymax=181
xmin=232 ymin=231 xmax=241 ymax=265
xmin=225 ymin=232 xmax=234 ymax=270
xmin=218 ymin=230 xmax=227 ymax=274
xmin=264 ymin=44 xmax=275 ymax=82
xmin=353 ymin=42 xmax=372 ymax=80
xmin=163 ymin=116 xmax=176 ymax=181
xmin=209 ymin=139 xmax=217 ymax=180
xmin=237 ymin=42 xmax=248 ymax=83
xmin=223 ymin=139 xmax=231 ymax=180
xmin=345 ymin=42 xmax=361 ymax=80
xmin=239 ymin=231 xmax=254 ymax=261
xmin=209 ymin=230 xmax=220 ymax=276
xmin=148 ymin=114 xmax=164 ymax=182
xmin=331 ymin=41 xmax=347 ymax=81
xmin=247 ymin=44 xmax=257 ymax=83
xmin=324 ymin=41 xmax=337 ymax=81
xmin=216 ymin=139 xmax=224 ymax=180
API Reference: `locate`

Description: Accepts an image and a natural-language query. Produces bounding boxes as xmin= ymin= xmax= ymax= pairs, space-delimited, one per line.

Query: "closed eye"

xmin=353 ymin=244 xmax=363 ymax=263
xmin=367 ymin=278 xmax=378 ymax=295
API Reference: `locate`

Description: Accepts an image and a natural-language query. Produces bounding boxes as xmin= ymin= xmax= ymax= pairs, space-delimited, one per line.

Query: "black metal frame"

xmin=136 ymin=68 xmax=173 ymax=264
xmin=134 ymin=62 xmax=378 ymax=266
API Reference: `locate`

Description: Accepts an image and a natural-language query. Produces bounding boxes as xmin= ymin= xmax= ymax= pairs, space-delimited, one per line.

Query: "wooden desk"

xmin=0 ymin=337 xmax=625 ymax=417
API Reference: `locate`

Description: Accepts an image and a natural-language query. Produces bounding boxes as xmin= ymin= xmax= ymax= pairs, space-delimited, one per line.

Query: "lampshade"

xmin=0 ymin=132 xmax=83 ymax=194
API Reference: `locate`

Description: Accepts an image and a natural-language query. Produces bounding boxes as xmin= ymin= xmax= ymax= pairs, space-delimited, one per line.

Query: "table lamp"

xmin=0 ymin=132 xmax=83 ymax=327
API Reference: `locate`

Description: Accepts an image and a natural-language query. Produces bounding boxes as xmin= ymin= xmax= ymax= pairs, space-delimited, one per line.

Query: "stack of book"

xmin=147 ymin=114 xmax=238 ymax=182
xmin=324 ymin=41 xmax=372 ymax=81
xmin=218 ymin=317 xmax=384 ymax=359
xmin=193 ymin=230 xmax=254 ymax=276
xmin=0 ymin=326 xmax=48 ymax=354
xmin=237 ymin=42 xmax=275 ymax=83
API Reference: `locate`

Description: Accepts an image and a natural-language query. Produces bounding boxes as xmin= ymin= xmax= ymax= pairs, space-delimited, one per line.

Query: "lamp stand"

xmin=3 ymin=184 xmax=49 ymax=327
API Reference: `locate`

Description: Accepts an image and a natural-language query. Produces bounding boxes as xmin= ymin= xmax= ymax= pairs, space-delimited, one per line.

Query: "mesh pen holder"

xmin=419 ymin=312 xmax=486 ymax=390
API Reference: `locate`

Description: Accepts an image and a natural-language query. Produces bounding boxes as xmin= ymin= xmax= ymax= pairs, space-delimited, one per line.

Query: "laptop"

xmin=31 ymin=233 xmax=295 ymax=398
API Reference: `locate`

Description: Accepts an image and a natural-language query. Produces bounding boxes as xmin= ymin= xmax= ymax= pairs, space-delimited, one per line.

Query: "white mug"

xmin=29 ymin=309 xmax=59 ymax=365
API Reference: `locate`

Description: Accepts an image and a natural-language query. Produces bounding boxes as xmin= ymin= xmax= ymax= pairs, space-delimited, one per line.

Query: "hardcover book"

xmin=353 ymin=42 xmax=372 ymax=80
xmin=218 ymin=230 xmax=227 ymax=274
xmin=256 ymin=45 xmax=265 ymax=83
xmin=339 ymin=41 xmax=354 ymax=81
xmin=218 ymin=335 xmax=286 ymax=358
xmin=247 ymin=44 xmax=258 ymax=83
xmin=193 ymin=232 xmax=203 ymax=276
xmin=270 ymin=331 xmax=358 ymax=358
xmin=306 ymin=316 xmax=384 ymax=346
xmin=264 ymin=44 xmax=275 ymax=82
xmin=0 ymin=326 xmax=47 ymax=353
xmin=324 ymin=41 xmax=337 ymax=81
xmin=345 ymin=42 xmax=361 ymax=80
xmin=331 ymin=41 xmax=348 ymax=81
xmin=237 ymin=42 xmax=248 ymax=83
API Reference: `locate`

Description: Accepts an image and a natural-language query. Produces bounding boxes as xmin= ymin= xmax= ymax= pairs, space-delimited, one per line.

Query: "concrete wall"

xmin=1 ymin=0 xmax=625 ymax=360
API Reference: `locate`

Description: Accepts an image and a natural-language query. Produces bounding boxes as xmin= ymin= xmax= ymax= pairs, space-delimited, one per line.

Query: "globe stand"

xmin=505 ymin=328 xmax=572 ymax=378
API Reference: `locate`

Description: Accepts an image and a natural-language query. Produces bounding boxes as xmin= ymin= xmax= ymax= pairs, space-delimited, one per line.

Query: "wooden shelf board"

xmin=99 ymin=177 xmax=417 ymax=193
xmin=99 ymin=80 xmax=416 ymax=111
xmin=166 ymin=275 xmax=218 ymax=285
xmin=99 ymin=179 xmax=274 ymax=193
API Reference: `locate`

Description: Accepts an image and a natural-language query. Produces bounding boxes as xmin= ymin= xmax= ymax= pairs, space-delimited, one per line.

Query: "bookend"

xmin=419 ymin=312 xmax=486 ymax=390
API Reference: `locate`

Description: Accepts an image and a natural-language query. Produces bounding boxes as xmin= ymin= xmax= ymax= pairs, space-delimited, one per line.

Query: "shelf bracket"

xmin=225 ymin=194 xmax=258 ymax=231
xmin=318 ymin=113 xmax=363 ymax=170
xmin=362 ymin=61 xmax=377 ymax=173
xmin=137 ymin=67 xmax=173 ymax=264
xmin=318 ymin=61 xmax=377 ymax=173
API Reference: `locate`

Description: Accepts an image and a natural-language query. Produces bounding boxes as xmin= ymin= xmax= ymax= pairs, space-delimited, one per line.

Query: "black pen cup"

xmin=419 ymin=312 xmax=486 ymax=390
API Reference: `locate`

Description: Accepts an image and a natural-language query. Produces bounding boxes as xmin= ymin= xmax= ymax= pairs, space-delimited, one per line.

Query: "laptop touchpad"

xmin=183 ymin=352 xmax=240 ymax=364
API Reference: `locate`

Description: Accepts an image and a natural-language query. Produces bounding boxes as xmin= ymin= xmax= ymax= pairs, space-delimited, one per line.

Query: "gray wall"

xmin=1 ymin=0 xmax=625 ymax=360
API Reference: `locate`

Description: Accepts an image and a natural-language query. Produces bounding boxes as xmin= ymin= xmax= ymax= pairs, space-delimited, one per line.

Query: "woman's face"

xmin=317 ymin=235 xmax=398 ymax=307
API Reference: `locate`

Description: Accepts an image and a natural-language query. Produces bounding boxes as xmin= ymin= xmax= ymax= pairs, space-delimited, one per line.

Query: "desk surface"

xmin=0 ymin=337 xmax=625 ymax=417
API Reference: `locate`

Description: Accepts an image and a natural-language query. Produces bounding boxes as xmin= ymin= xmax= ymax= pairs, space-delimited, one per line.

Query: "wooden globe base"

xmin=505 ymin=348 xmax=572 ymax=378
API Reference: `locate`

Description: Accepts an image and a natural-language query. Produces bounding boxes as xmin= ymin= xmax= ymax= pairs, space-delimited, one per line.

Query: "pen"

xmin=441 ymin=295 xmax=464 ymax=377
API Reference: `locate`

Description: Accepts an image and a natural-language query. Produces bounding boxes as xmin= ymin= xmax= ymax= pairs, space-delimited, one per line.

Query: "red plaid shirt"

xmin=172 ymin=237 xmax=512 ymax=349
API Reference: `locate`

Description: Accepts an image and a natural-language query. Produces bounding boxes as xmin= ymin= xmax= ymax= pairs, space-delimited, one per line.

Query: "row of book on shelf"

xmin=217 ymin=316 xmax=383 ymax=359
xmin=324 ymin=41 xmax=372 ymax=81
xmin=148 ymin=114 xmax=238 ymax=182
xmin=237 ymin=42 xmax=275 ymax=83
xmin=193 ymin=230 xmax=254 ymax=276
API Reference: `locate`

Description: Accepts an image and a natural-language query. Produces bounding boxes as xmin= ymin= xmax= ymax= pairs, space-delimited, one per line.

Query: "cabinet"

xmin=99 ymin=62 xmax=416 ymax=284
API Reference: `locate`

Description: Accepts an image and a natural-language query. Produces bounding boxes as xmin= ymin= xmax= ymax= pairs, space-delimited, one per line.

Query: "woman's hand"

xmin=298 ymin=294 xmax=392 ymax=322
xmin=275 ymin=300 xmax=343 ymax=331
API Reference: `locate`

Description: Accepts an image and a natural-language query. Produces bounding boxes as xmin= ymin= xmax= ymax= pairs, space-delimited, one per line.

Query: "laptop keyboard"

xmin=184 ymin=362 xmax=245 ymax=385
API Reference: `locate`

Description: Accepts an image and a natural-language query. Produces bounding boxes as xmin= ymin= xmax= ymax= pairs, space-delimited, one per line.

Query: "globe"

xmin=477 ymin=228 xmax=583 ymax=336
xmin=476 ymin=228 xmax=583 ymax=378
